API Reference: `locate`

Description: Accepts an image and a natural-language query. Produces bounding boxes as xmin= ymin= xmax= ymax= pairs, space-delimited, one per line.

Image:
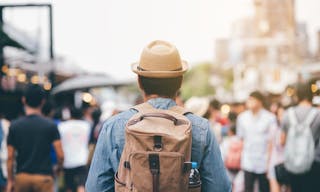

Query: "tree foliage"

xmin=181 ymin=63 xmax=215 ymax=100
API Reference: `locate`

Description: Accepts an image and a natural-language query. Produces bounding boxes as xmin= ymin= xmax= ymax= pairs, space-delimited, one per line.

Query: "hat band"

xmin=137 ymin=66 xmax=183 ymax=72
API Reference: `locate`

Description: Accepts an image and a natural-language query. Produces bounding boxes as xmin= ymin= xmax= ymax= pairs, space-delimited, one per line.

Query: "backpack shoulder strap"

xmin=304 ymin=108 xmax=318 ymax=126
xmin=288 ymin=107 xmax=298 ymax=126
xmin=132 ymin=102 xmax=154 ymax=113
xmin=169 ymin=105 xmax=190 ymax=115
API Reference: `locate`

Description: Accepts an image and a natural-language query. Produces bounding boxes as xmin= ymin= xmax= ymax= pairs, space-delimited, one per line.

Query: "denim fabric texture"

xmin=86 ymin=98 xmax=231 ymax=192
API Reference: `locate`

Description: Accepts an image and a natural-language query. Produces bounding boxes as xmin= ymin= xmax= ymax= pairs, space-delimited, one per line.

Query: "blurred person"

xmin=237 ymin=91 xmax=277 ymax=192
xmin=0 ymin=114 xmax=10 ymax=191
xmin=58 ymin=107 xmax=91 ymax=192
xmin=208 ymin=99 xmax=221 ymax=120
xmin=7 ymin=84 xmax=64 ymax=192
xmin=268 ymin=103 xmax=286 ymax=192
xmin=185 ymin=97 xmax=223 ymax=142
xmin=220 ymin=124 xmax=243 ymax=184
xmin=228 ymin=111 xmax=238 ymax=124
xmin=42 ymin=102 xmax=62 ymax=192
xmin=208 ymin=99 xmax=223 ymax=143
xmin=184 ymin=97 xmax=210 ymax=118
xmin=87 ymin=108 xmax=102 ymax=167
xmin=231 ymin=102 xmax=246 ymax=118
xmin=86 ymin=40 xmax=231 ymax=191
xmin=82 ymin=105 xmax=94 ymax=125
xmin=280 ymin=83 xmax=320 ymax=192
xmin=89 ymin=108 xmax=102 ymax=144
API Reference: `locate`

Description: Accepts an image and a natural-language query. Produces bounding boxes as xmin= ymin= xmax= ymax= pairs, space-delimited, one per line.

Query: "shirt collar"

xmin=147 ymin=97 xmax=177 ymax=110
xmin=249 ymin=108 xmax=265 ymax=118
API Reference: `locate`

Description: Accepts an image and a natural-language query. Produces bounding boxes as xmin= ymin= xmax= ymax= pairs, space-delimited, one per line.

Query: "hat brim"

xmin=131 ymin=60 xmax=188 ymax=78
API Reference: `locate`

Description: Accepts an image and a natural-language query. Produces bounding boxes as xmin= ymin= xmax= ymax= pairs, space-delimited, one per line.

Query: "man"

xmin=280 ymin=83 xmax=320 ymax=192
xmin=86 ymin=40 xmax=231 ymax=191
xmin=237 ymin=91 xmax=277 ymax=192
xmin=58 ymin=107 xmax=91 ymax=192
xmin=7 ymin=84 xmax=64 ymax=192
xmin=208 ymin=99 xmax=223 ymax=143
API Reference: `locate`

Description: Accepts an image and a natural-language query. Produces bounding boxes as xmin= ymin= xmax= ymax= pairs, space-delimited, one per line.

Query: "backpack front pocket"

xmin=128 ymin=151 xmax=188 ymax=192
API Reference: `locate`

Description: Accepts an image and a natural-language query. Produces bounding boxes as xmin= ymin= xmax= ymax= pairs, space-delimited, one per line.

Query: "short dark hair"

xmin=296 ymin=83 xmax=313 ymax=102
xmin=70 ymin=107 xmax=83 ymax=119
xmin=24 ymin=84 xmax=45 ymax=108
xmin=229 ymin=124 xmax=236 ymax=135
xmin=42 ymin=101 xmax=53 ymax=116
xmin=210 ymin=99 xmax=221 ymax=110
xmin=249 ymin=91 xmax=265 ymax=104
xmin=138 ymin=75 xmax=182 ymax=98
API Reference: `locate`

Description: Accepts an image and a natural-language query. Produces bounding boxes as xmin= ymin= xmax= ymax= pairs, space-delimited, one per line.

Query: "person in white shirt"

xmin=237 ymin=91 xmax=277 ymax=192
xmin=58 ymin=107 xmax=91 ymax=192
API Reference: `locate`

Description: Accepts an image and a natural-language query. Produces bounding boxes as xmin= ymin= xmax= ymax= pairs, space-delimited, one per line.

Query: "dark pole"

xmin=48 ymin=4 xmax=56 ymax=87
xmin=0 ymin=7 xmax=4 ymax=78
xmin=48 ymin=4 xmax=54 ymax=59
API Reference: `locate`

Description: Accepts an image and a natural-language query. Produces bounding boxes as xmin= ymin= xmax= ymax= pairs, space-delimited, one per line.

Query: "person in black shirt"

xmin=6 ymin=84 xmax=64 ymax=192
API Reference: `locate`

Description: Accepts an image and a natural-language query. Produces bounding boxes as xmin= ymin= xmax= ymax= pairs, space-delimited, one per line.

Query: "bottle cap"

xmin=191 ymin=162 xmax=197 ymax=169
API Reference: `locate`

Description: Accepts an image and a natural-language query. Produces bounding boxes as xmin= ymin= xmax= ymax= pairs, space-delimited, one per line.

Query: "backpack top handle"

xmin=128 ymin=113 xmax=188 ymax=126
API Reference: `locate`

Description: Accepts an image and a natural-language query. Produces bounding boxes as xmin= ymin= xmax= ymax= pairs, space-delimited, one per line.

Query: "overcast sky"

xmin=1 ymin=0 xmax=320 ymax=79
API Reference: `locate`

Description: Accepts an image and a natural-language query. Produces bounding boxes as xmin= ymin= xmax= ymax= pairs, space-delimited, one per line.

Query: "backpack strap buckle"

xmin=154 ymin=136 xmax=163 ymax=151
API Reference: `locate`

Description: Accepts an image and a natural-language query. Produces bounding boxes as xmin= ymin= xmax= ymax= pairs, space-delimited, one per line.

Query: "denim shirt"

xmin=86 ymin=98 xmax=231 ymax=192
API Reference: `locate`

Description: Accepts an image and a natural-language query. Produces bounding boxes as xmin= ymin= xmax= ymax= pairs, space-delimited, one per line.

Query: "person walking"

xmin=6 ymin=84 xmax=64 ymax=192
xmin=85 ymin=40 xmax=231 ymax=192
xmin=0 ymin=114 xmax=10 ymax=191
xmin=268 ymin=103 xmax=285 ymax=192
xmin=237 ymin=91 xmax=277 ymax=192
xmin=58 ymin=107 xmax=91 ymax=192
xmin=280 ymin=83 xmax=320 ymax=192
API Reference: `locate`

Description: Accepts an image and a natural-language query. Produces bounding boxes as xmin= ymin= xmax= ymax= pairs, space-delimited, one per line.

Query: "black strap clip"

xmin=124 ymin=161 xmax=131 ymax=169
xmin=154 ymin=136 xmax=163 ymax=151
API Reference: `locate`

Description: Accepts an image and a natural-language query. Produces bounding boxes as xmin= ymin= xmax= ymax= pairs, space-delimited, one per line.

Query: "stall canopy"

xmin=51 ymin=74 xmax=134 ymax=95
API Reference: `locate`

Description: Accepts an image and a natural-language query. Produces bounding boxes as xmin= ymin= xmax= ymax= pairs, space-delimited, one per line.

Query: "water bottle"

xmin=188 ymin=162 xmax=201 ymax=192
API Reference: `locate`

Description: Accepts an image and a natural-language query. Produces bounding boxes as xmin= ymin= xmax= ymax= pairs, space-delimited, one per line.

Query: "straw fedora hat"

xmin=131 ymin=40 xmax=188 ymax=78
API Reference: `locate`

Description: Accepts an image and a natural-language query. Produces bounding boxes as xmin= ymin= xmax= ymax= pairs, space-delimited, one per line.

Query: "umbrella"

xmin=51 ymin=74 xmax=134 ymax=95
xmin=0 ymin=25 xmax=26 ymax=49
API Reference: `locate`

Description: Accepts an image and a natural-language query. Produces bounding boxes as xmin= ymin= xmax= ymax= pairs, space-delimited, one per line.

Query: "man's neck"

xmin=24 ymin=106 xmax=42 ymax=116
xmin=251 ymin=108 xmax=262 ymax=115
xmin=143 ymin=94 xmax=175 ymax=102
xmin=299 ymin=100 xmax=312 ymax=107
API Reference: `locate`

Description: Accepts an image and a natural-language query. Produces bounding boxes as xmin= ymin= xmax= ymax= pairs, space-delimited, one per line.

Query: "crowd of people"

xmin=182 ymin=83 xmax=320 ymax=192
xmin=0 ymin=40 xmax=319 ymax=192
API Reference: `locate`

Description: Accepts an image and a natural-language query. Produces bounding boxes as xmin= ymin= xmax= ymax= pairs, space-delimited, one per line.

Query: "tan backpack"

xmin=115 ymin=102 xmax=196 ymax=192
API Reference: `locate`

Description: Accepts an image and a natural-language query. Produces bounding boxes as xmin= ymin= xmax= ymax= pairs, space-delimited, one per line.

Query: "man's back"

xmin=86 ymin=98 xmax=231 ymax=192
xmin=58 ymin=119 xmax=91 ymax=168
xmin=7 ymin=114 xmax=60 ymax=175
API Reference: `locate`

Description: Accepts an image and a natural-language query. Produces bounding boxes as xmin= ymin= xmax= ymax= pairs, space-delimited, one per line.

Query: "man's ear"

xmin=137 ymin=76 xmax=147 ymax=100
xmin=178 ymin=76 xmax=183 ymax=89
xmin=137 ymin=76 xmax=142 ymax=90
